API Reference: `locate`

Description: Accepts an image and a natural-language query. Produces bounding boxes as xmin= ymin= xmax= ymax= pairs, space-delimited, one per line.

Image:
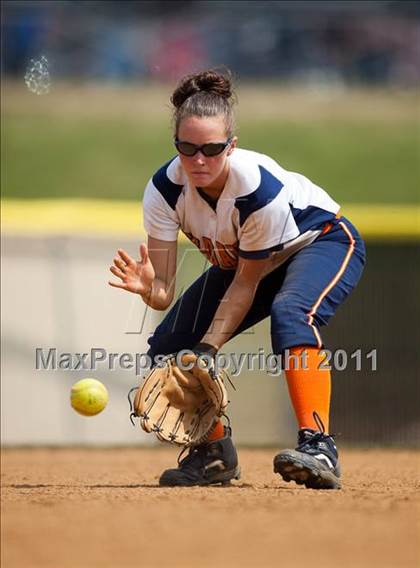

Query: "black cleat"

xmin=274 ymin=413 xmax=341 ymax=490
xmin=159 ymin=427 xmax=241 ymax=487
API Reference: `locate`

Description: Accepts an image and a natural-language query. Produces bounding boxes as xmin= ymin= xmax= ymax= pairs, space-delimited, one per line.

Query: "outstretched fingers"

xmin=108 ymin=279 xmax=127 ymax=289
xmin=117 ymin=248 xmax=135 ymax=266
xmin=139 ymin=242 xmax=149 ymax=264
xmin=113 ymin=256 xmax=127 ymax=272
xmin=110 ymin=265 xmax=125 ymax=279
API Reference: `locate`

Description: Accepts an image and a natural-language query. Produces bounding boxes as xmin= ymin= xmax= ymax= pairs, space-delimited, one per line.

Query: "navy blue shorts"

xmin=147 ymin=216 xmax=366 ymax=357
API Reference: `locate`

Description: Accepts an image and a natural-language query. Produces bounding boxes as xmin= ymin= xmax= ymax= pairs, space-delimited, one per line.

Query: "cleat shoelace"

xmin=296 ymin=411 xmax=337 ymax=453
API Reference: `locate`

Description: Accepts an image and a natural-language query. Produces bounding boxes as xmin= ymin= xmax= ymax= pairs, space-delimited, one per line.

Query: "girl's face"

xmin=176 ymin=115 xmax=237 ymax=191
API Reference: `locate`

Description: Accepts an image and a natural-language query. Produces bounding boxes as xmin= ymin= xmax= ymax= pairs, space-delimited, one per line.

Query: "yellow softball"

xmin=70 ymin=378 xmax=109 ymax=416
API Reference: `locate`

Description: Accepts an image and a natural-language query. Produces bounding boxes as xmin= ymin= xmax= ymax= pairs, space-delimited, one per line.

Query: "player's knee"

xmin=270 ymin=294 xmax=307 ymax=329
xmin=270 ymin=296 xmax=309 ymax=350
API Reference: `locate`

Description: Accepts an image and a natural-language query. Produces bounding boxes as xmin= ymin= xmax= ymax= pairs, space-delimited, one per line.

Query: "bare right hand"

xmin=108 ymin=243 xmax=155 ymax=296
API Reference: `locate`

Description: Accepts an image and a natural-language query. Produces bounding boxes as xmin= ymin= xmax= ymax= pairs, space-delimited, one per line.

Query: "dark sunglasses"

xmin=174 ymin=137 xmax=232 ymax=157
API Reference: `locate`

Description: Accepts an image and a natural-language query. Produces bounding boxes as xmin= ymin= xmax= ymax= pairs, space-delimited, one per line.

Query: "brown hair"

xmin=171 ymin=69 xmax=236 ymax=137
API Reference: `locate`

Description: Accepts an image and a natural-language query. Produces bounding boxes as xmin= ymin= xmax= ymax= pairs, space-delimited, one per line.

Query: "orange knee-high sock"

xmin=284 ymin=346 xmax=331 ymax=433
xmin=207 ymin=419 xmax=225 ymax=441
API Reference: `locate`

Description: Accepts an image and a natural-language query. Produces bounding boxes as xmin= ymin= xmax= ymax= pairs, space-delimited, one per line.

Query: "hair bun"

xmin=196 ymin=70 xmax=232 ymax=98
xmin=171 ymin=69 xmax=233 ymax=109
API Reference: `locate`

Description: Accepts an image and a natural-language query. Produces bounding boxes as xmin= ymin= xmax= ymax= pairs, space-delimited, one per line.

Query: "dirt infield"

xmin=1 ymin=448 xmax=419 ymax=568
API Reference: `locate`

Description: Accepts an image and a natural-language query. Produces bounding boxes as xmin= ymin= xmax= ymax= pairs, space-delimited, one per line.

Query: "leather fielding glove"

xmin=131 ymin=348 xmax=228 ymax=447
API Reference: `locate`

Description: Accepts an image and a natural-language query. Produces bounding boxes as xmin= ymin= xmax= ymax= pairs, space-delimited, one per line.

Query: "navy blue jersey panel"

xmin=234 ymin=166 xmax=284 ymax=227
xmin=290 ymin=205 xmax=337 ymax=234
xmin=152 ymin=157 xmax=183 ymax=210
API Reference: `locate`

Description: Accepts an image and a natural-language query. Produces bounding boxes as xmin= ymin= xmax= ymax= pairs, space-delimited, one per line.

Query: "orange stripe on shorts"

xmin=307 ymin=221 xmax=355 ymax=348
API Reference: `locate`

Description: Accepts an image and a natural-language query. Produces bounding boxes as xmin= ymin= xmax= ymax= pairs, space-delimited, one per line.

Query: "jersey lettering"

xmin=202 ymin=237 xmax=218 ymax=265
xmin=183 ymin=231 xmax=201 ymax=249
xmin=215 ymin=241 xmax=238 ymax=269
xmin=184 ymin=231 xmax=238 ymax=269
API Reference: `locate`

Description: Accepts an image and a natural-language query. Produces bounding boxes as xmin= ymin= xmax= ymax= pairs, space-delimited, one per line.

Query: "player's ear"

xmin=227 ymin=136 xmax=238 ymax=155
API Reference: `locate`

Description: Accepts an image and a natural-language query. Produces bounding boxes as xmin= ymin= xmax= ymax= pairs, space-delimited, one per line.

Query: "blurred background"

xmin=1 ymin=0 xmax=419 ymax=448
xmin=3 ymin=0 xmax=420 ymax=86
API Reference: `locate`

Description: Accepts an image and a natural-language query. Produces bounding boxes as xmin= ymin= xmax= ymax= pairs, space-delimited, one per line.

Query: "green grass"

xmin=2 ymin=86 xmax=419 ymax=204
xmin=2 ymin=116 xmax=174 ymax=200
xmin=239 ymin=121 xmax=420 ymax=204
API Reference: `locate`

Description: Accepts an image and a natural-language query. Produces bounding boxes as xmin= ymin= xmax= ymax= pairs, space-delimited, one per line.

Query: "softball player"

xmin=109 ymin=69 xmax=366 ymax=490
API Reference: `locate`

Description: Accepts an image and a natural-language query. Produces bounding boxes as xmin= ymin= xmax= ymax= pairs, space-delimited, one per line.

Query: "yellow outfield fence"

xmin=1 ymin=199 xmax=419 ymax=240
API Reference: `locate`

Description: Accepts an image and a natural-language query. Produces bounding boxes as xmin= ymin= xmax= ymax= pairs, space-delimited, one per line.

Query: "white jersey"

xmin=143 ymin=148 xmax=340 ymax=271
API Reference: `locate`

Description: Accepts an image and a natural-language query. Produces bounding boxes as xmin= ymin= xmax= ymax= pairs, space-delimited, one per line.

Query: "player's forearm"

xmin=140 ymin=278 xmax=174 ymax=310
xmin=201 ymin=281 xmax=257 ymax=348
